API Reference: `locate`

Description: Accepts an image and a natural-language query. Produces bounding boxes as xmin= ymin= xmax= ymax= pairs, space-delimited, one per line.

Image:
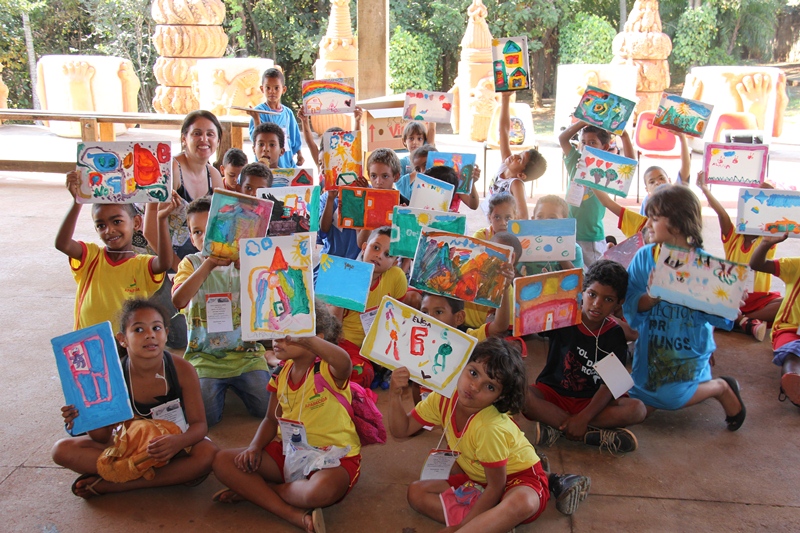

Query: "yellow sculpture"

xmin=0 ymin=63 xmax=9 ymax=122
xmin=190 ymin=58 xmax=274 ymax=117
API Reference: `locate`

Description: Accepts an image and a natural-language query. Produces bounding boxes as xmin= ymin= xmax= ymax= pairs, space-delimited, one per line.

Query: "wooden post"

xmin=216 ymin=121 xmax=232 ymax=168
xmin=98 ymin=122 xmax=116 ymax=142
xmin=79 ymin=118 xmax=98 ymax=142
xmin=357 ymin=0 xmax=389 ymax=100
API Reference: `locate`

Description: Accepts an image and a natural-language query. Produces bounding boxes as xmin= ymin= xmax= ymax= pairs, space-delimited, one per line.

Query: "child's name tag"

xmin=565 ymin=182 xmax=585 ymax=207
xmin=206 ymin=293 xmax=234 ymax=333
xmin=360 ymin=307 xmax=379 ymax=334
xmin=150 ymin=398 xmax=188 ymax=432
xmin=278 ymin=418 xmax=308 ymax=454
xmin=420 ymin=449 xmax=460 ymax=481
xmin=594 ymin=352 xmax=634 ymax=399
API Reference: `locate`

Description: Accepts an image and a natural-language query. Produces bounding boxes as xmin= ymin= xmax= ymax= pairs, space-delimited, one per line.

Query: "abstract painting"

xmin=51 ymin=322 xmax=133 ymax=435
xmin=316 ymin=253 xmax=374 ymax=312
xmin=426 ymin=152 xmax=477 ymax=194
xmin=360 ymin=296 xmax=478 ymax=398
xmin=390 ymin=207 xmax=467 ymax=258
xmin=204 ymin=189 xmax=273 ymax=261
xmin=257 ymin=185 xmax=320 ymax=235
xmin=409 ymin=173 xmax=455 ymax=212
xmin=508 ymin=218 xmax=577 ymax=262
xmin=736 ymin=187 xmax=800 ymax=238
xmin=574 ymin=146 xmax=638 ymax=198
xmin=76 ymin=141 xmax=171 ymax=203
xmin=271 ymin=168 xmax=315 ymax=188
xmin=491 ymin=36 xmax=530 ymax=92
xmin=573 ymin=85 xmax=637 ymax=135
xmin=322 ymin=130 xmax=362 ymax=191
xmin=601 ymin=232 xmax=645 ymax=269
xmin=649 ymin=244 xmax=750 ymax=320
xmin=704 ymin=143 xmax=768 ymax=187
xmin=513 ymin=269 xmax=583 ymax=336
xmin=338 ymin=187 xmax=399 ymax=230
xmin=653 ymin=94 xmax=714 ymax=138
xmin=301 ymin=77 xmax=356 ymax=115
xmin=403 ymin=90 xmax=454 ymax=124
xmin=240 ymin=234 xmax=315 ymax=340
xmin=410 ymin=230 xmax=513 ymax=308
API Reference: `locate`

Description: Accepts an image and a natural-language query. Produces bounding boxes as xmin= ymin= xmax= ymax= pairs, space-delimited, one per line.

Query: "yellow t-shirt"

xmin=772 ymin=257 xmax=800 ymax=340
xmin=267 ymin=359 xmax=361 ymax=456
xmin=464 ymin=301 xmax=490 ymax=330
xmin=466 ymin=324 xmax=488 ymax=342
xmin=411 ymin=392 xmax=539 ymax=483
xmin=722 ymin=228 xmax=774 ymax=293
xmin=618 ymin=208 xmax=648 ymax=239
xmin=71 ymin=242 xmax=164 ymax=331
xmin=342 ymin=266 xmax=407 ymax=347
xmin=472 ymin=227 xmax=493 ymax=240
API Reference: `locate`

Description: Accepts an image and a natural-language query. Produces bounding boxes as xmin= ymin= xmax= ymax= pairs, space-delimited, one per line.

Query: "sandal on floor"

xmin=212 ymin=488 xmax=243 ymax=504
xmin=71 ymin=473 xmax=103 ymax=499
xmin=303 ymin=508 xmax=326 ymax=533
xmin=720 ymin=376 xmax=746 ymax=431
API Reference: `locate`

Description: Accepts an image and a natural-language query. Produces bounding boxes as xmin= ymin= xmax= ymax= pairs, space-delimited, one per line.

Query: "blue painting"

xmin=508 ymin=218 xmax=576 ymax=262
xmin=426 ymin=152 xmax=477 ymax=194
xmin=573 ymin=85 xmax=636 ymax=135
xmin=390 ymin=207 xmax=467 ymax=258
xmin=51 ymin=322 xmax=133 ymax=435
xmin=316 ymin=254 xmax=374 ymax=312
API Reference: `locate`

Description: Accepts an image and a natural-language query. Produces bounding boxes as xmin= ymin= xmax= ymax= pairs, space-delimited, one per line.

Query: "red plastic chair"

xmin=633 ymin=110 xmax=682 ymax=201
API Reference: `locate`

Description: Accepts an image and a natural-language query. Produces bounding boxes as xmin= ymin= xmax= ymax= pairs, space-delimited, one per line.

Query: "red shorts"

xmin=740 ymin=291 xmax=782 ymax=315
xmin=264 ymin=441 xmax=361 ymax=498
xmin=444 ymin=461 xmax=549 ymax=525
xmin=773 ymin=329 xmax=800 ymax=350
xmin=532 ymin=382 xmax=593 ymax=415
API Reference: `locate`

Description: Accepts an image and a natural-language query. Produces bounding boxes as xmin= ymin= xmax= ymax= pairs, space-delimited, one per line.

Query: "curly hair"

xmin=186 ymin=196 xmax=211 ymax=216
xmin=645 ymin=184 xmax=704 ymax=249
xmin=581 ymin=125 xmax=611 ymax=146
xmin=583 ymin=259 xmax=628 ymax=302
xmin=367 ymin=148 xmax=402 ymax=177
xmin=253 ymin=122 xmax=285 ymax=150
xmin=118 ymin=298 xmax=170 ymax=333
xmin=239 ymin=162 xmax=274 ymax=186
xmin=468 ymin=337 xmax=527 ymax=414
xmin=314 ymin=301 xmax=341 ymax=343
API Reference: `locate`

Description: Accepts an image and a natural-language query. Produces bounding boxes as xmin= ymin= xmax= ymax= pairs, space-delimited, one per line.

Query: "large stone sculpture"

xmin=151 ymin=0 xmax=228 ymax=114
xmin=611 ymin=0 xmax=672 ymax=114
xmin=192 ymin=58 xmax=274 ymax=117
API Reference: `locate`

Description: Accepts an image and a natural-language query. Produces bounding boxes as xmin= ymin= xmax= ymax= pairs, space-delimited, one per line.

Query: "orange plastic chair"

xmin=633 ymin=110 xmax=681 ymax=201
xmin=713 ymin=112 xmax=758 ymax=142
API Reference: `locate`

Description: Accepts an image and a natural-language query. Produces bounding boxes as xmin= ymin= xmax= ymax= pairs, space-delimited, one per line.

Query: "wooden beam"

xmin=0 ymin=160 xmax=75 ymax=173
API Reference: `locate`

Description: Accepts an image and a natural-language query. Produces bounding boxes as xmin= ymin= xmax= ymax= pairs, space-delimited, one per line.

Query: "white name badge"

xmin=360 ymin=307 xmax=379 ymax=334
xmin=278 ymin=418 xmax=308 ymax=454
xmin=205 ymin=292 xmax=234 ymax=333
xmin=565 ymin=182 xmax=585 ymax=207
xmin=420 ymin=449 xmax=460 ymax=481
xmin=150 ymin=398 xmax=188 ymax=432
xmin=594 ymin=352 xmax=635 ymax=399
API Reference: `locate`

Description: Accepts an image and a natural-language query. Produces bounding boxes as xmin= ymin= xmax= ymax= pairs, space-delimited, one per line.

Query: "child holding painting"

xmin=171 ymin=197 xmax=271 ymax=427
xmin=253 ymin=123 xmax=287 ymax=169
xmin=398 ymin=121 xmax=436 ymax=175
xmin=519 ymin=194 xmax=584 ymax=276
xmin=220 ymin=148 xmax=248 ymax=191
xmin=354 ymin=148 xmax=407 ymax=248
xmin=623 ymin=185 xmax=746 ymax=429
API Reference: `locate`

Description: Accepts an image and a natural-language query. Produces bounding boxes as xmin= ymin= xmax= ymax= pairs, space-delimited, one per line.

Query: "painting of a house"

xmin=513 ymin=269 xmax=583 ymax=336
xmin=491 ymin=36 xmax=530 ymax=92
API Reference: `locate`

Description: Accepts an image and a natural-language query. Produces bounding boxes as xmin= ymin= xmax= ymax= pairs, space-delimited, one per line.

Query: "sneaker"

xmin=548 ymin=473 xmax=591 ymax=515
xmin=534 ymin=423 xmax=561 ymax=447
xmin=740 ymin=318 xmax=767 ymax=341
xmin=583 ymin=427 xmax=638 ymax=454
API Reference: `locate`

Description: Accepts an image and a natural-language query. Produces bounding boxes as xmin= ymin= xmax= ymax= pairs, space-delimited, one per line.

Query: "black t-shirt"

xmin=537 ymin=319 xmax=628 ymax=399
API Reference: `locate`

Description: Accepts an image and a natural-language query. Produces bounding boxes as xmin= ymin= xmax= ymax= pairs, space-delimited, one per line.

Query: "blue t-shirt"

xmin=639 ymin=171 xmax=686 ymax=215
xmin=396 ymin=173 xmax=413 ymax=200
xmin=622 ymin=244 xmax=733 ymax=410
xmin=317 ymin=193 xmax=360 ymax=260
xmin=248 ymin=103 xmax=302 ymax=169
xmin=398 ymin=155 xmax=412 ymax=175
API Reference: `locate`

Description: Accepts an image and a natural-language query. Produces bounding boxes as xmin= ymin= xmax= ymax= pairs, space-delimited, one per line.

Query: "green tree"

xmin=389 ymin=27 xmax=438 ymax=93
xmin=558 ymin=12 xmax=617 ymax=65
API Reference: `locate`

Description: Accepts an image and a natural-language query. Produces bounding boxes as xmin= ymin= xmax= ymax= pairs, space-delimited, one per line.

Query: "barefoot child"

xmin=52 ymin=299 xmax=216 ymax=498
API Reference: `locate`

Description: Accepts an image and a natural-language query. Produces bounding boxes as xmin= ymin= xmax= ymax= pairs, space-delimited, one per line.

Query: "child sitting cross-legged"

xmin=211 ymin=305 xmax=359 ymax=533
xmin=519 ymin=194 xmax=584 ymax=276
xmin=523 ymin=260 xmax=647 ymax=454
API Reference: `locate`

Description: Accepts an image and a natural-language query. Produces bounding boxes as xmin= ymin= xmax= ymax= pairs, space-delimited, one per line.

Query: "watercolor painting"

xmin=704 ymin=143 xmax=768 ymax=187
xmin=204 ymin=189 xmax=273 ymax=261
xmin=322 ymin=130 xmax=362 ymax=191
xmin=650 ymin=244 xmax=750 ymax=320
xmin=338 ymin=187 xmax=399 ymax=230
xmin=240 ymin=234 xmax=315 ymax=340
xmin=360 ymin=296 xmax=478 ymax=398
xmin=426 ymin=152 xmax=477 ymax=194
xmin=653 ymin=94 xmax=714 ymax=138
xmin=508 ymin=218 xmax=577 ymax=262
xmin=390 ymin=207 xmax=467 ymax=258
xmin=491 ymin=36 xmax=530 ymax=92
xmin=316 ymin=253 xmax=374 ymax=312
xmin=574 ymin=146 xmax=638 ymax=198
xmin=601 ymin=232 xmax=645 ymax=269
xmin=403 ymin=90 xmax=454 ymax=124
xmin=410 ymin=230 xmax=513 ymax=308
xmin=573 ymin=85 xmax=637 ymax=135
xmin=736 ymin=187 xmax=800 ymax=238
xmin=301 ymin=77 xmax=355 ymax=115
xmin=409 ymin=173 xmax=456 ymax=212
xmin=257 ymin=185 xmax=320 ymax=236
xmin=76 ymin=141 xmax=171 ymax=204
xmin=513 ymin=269 xmax=583 ymax=336
xmin=51 ymin=322 xmax=133 ymax=435
xmin=271 ymin=168 xmax=314 ymax=188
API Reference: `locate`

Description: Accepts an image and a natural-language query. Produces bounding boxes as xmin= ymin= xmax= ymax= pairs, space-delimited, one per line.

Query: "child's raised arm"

xmin=151 ymin=191 xmax=181 ymax=273
xmin=457 ymin=164 xmax=481 ymax=210
xmin=750 ymin=233 xmax=787 ymax=274
xmin=696 ymin=171 xmax=733 ymax=237
xmin=297 ymin=108 xmax=320 ymax=173
xmin=54 ymin=171 xmax=86 ymax=260
xmin=486 ymin=261 xmax=515 ymax=337
xmin=498 ymin=93 xmax=513 ymax=162
xmin=387 ymin=366 xmax=424 ymax=438
xmin=592 ymin=189 xmax=624 ymax=218
xmin=678 ymin=133 xmax=691 ymax=184
xmin=558 ymin=120 xmax=585 ymax=158
xmin=282 ymin=335 xmax=353 ymax=387
xmin=619 ymin=129 xmax=634 ymax=159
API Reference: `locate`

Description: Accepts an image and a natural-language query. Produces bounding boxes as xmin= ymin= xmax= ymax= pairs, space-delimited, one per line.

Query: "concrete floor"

xmin=1 ymin=126 xmax=800 ymax=532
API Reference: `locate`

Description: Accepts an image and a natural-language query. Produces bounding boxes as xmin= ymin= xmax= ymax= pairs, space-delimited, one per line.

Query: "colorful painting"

xmin=513 ymin=269 xmax=583 ymax=336
xmin=426 ymin=152 xmax=477 ymax=194
xmin=322 ymin=130 xmax=362 ymax=191
xmin=51 ymin=322 xmax=133 ymax=435
xmin=403 ymin=90 xmax=453 ymax=124
xmin=573 ymin=85 xmax=637 ymax=135
xmin=650 ymin=244 xmax=750 ymax=321
xmin=316 ymin=253 xmax=374 ymax=312
xmin=653 ymin=94 xmax=714 ymax=138
xmin=204 ymin=189 xmax=273 ymax=261
xmin=736 ymin=187 xmax=800 ymax=238
xmin=240 ymin=234 xmax=315 ymax=340
xmin=271 ymin=168 xmax=315 ymax=188
xmin=338 ymin=187 xmax=399 ymax=230
xmin=75 ymin=141 xmax=171 ymax=203
xmin=410 ymin=230 xmax=513 ymax=308
xmin=390 ymin=207 xmax=467 ymax=258
xmin=601 ymin=232 xmax=645 ymax=269
xmin=409 ymin=173 xmax=455 ymax=212
xmin=491 ymin=36 xmax=530 ymax=92
xmin=509 ymin=218 xmax=577 ymax=262
xmin=360 ymin=296 xmax=478 ymax=398
xmin=574 ymin=146 xmax=638 ymax=198
xmin=704 ymin=143 xmax=768 ymax=187
xmin=257 ymin=186 xmax=320 ymax=235
xmin=301 ymin=77 xmax=356 ymax=115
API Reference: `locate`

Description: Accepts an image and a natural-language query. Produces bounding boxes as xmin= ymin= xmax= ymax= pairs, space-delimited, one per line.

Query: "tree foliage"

xmin=389 ymin=27 xmax=438 ymax=93
xmin=558 ymin=12 xmax=617 ymax=64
